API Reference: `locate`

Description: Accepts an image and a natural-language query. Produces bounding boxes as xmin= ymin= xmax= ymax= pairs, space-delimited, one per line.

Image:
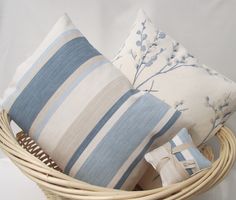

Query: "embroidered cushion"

xmin=145 ymin=128 xmax=212 ymax=186
xmin=113 ymin=9 xmax=236 ymax=146
xmin=0 ymin=14 xmax=186 ymax=190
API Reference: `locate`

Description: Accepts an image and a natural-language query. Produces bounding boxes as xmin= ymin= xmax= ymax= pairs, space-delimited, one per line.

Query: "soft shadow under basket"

xmin=0 ymin=111 xmax=236 ymax=200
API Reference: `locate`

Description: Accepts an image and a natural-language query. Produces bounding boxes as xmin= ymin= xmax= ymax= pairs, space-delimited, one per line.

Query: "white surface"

xmin=0 ymin=0 xmax=235 ymax=199
xmin=0 ymin=158 xmax=45 ymax=200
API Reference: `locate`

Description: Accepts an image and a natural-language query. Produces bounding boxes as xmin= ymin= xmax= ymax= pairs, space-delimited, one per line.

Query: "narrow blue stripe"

xmin=33 ymin=59 xmax=108 ymax=141
xmin=177 ymin=129 xmax=211 ymax=169
xmin=114 ymin=110 xmax=181 ymax=189
xmin=64 ymin=89 xmax=139 ymax=174
xmin=170 ymin=139 xmax=193 ymax=175
xmin=9 ymin=37 xmax=101 ymax=133
xmin=75 ymin=94 xmax=170 ymax=187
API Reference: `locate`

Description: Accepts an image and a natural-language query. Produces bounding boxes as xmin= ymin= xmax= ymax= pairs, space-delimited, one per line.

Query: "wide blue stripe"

xmin=170 ymin=139 xmax=193 ymax=175
xmin=33 ymin=59 xmax=108 ymax=141
xmin=75 ymin=94 xmax=170 ymax=187
xmin=188 ymin=147 xmax=211 ymax=169
xmin=64 ymin=89 xmax=139 ymax=174
xmin=114 ymin=110 xmax=181 ymax=189
xmin=9 ymin=37 xmax=101 ymax=133
xmin=18 ymin=29 xmax=80 ymax=87
xmin=177 ymin=128 xmax=192 ymax=144
xmin=177 ymin=129 xmax=211 ymax=169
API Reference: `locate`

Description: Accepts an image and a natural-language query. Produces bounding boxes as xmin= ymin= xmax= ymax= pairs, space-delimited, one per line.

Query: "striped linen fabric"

xmin=1 ymin=14 xmax=184 ymax=190
xmin=169 ymin=128 xmax=212 ymax=175
xmin=145 ymin=128 xmax=212 ymax=186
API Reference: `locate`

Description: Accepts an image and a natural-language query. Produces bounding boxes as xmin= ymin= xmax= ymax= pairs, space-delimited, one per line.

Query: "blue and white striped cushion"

xmin=1 ymin=14 xmax=183 ymax=190
xmin=144 ymin=128 xmax=211 ymax=186
xmin=170 ymin=128 xmax=212 ymax=175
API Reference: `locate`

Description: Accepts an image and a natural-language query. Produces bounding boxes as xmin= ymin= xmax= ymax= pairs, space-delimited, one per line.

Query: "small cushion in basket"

xmin=145 ymin=128 xmax=212 ymax=186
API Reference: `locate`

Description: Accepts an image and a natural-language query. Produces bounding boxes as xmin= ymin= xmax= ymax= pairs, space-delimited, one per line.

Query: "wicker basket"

xmin=0 ymin=110 xmax=236 ymax=200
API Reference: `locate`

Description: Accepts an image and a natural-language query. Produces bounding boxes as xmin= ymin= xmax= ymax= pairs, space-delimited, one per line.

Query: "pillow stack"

xmin=0 ymin=10 xmax=236 ymax=191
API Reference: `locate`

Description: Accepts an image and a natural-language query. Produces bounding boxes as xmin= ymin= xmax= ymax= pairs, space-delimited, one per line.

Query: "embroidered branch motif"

xmin=135 ymin=42 xmax=197 ymax=90
xmin=174 ymin=100 xmax=189 ymax=112
xmin=142 ymin=80 xmax=159 ymax=93
xmin=131 ymin=20 xmax=167 ymax=86
xmin=113 ymin=20 xmax=233 ymax=93
xmin=200 ymin=65 xmax=234 ymax=83
xmin=202 ymin=94 xmax=232 ymax=143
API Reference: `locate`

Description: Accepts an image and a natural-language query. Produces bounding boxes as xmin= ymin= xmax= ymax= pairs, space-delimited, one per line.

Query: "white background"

xmin=0 ymin=0 xmax=236 ymax=199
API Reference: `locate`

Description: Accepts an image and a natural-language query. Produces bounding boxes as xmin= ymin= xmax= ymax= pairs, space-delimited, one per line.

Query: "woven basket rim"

xmin=0 ymin=110 xmax=235 ymax=200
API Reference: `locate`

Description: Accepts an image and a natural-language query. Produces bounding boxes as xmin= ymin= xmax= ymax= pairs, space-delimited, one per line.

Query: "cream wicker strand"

xmin=0 ymin=111 xmax=236 ymax=200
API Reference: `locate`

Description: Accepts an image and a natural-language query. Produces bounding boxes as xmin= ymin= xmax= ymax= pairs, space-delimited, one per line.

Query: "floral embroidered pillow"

xmin=113 ymin=9 xmax=236 ymax=146
xmin=144 ymin=128 xmax=212 ymax=186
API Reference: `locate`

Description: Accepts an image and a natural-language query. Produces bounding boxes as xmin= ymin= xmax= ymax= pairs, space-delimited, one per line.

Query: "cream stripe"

xmin=4 ymin=30 xmax=82 ymax=110
xmin=173 ymin=136 xmax=195 ymax=162
xmin=52 ymin=76 xmax=131 ymax=168
xmin=107 ymin=108 xmax=176 ymax=188
xmin=37 ymin=63 xmax=124 ymax=154
xmin=153 ymin=115 xmax=185 ymax=148
xmin=69 ymin=92 xmax=145 ymax=177
xmin=29 ymin=55 xmax=104 ymax=136
xmin=120 ymin=160 xmax=147 ymax=190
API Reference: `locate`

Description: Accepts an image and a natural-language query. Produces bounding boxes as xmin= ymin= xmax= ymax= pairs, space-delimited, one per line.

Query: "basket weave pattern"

xmin=0 ymin=110 xmax=235 ymax=200
xmin=16 ymin=131 xmax=62 ymax=172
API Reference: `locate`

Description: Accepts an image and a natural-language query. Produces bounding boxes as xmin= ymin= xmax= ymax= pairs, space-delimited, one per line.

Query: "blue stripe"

xmin=114 ymin=110 xmax=181 ymax=189
xmin=64 ymin=89 xmax=139 ymax=174
xmin=170 ymin=139 xmax=193 ymax=175
xmin=33 ymin=59 xmax=108 ymax=141
xmin=18 ymin=29 xmax=81 ymax=87
xmin=177 ymin=128 xmax=192 ymax=144
xmin=75 ymin=94 xmax=170 ymax=187
xmin=177 ymin=129 xmax=211 ymax=169
xmin=188 ymin=147 xmax=211 ymax=169
xmin=9 ymin=37 xmax=101 ymax=133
